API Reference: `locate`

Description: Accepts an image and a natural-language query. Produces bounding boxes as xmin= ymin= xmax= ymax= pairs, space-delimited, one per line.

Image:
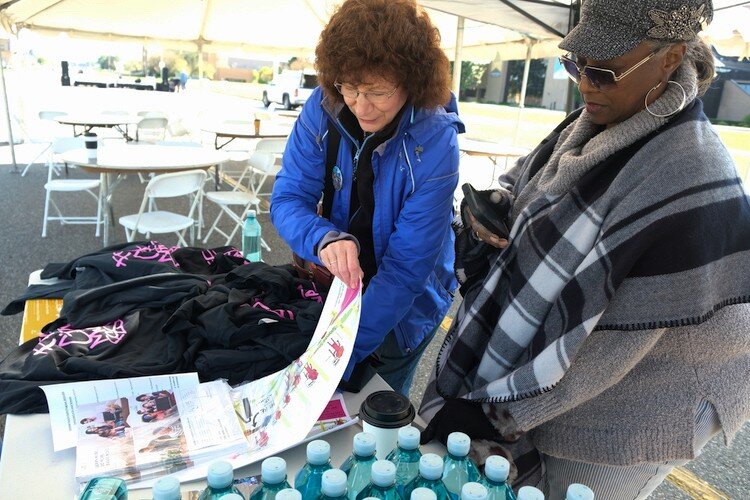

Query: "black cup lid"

xmin=359 ymin=390 xmax=415 ymax=429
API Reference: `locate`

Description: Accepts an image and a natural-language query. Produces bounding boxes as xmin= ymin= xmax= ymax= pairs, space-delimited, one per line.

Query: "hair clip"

xmin=647 ymin=3 xmax=708 ymax=40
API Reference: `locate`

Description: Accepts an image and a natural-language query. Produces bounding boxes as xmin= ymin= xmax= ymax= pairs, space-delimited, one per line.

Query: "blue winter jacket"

xmin=271 ymin=87 xmax=464 ymax=378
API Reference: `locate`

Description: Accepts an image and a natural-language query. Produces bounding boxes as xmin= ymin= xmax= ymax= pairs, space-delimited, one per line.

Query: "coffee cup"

xmin=359 ymin=390 xmax=415 ymax=459
xmin=84 ymin=132 xmax=98 ymax=161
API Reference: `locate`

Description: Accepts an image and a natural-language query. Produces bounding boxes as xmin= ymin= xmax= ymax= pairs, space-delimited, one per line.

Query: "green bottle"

xmin=404 ymin=453 xmax=450 ymax=500
xmin=442 ymin=433 xmax=480 ymax=500
xmin=319 ymin=469 xmax=349 ymax=500
xmin=250 ymin=457 xmax=293 ymax=500
xmin=385 ymin=426 xmax=422 ymax=498
xmin=478 ymin=456 xmax=515 ymax=500
xmin=199 ymin=461 xmax=243 ymax=500
xmin=355 ymin=460 xmax=402 ymax=500
xmin=340 ymin=432 xmax=377 ymax=500
xmin=295 ymin=440 xmax=333 ymax=500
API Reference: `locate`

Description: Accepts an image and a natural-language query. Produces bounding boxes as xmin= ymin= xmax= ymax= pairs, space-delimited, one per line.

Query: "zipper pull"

xmin=414 ymin=145 xmax=423 ymax=162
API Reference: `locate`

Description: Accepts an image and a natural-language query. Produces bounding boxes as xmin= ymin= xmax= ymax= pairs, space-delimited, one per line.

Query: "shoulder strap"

xmin=322 ymin=123 xmax=341 ymax=220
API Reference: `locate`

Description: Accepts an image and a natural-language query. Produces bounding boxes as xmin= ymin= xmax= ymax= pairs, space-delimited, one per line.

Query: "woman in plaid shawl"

xmin=419 ymin=1 xmax=750 ymax=498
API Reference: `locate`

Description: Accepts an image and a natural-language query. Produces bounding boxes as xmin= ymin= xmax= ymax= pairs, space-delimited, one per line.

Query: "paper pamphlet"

xmin=130 ymin=277 xmax=362 ymax=489
xmin=75 ymin=380 xmax=248 ymax=485
xmin=41 ymin=372 xmax=200 ymax=451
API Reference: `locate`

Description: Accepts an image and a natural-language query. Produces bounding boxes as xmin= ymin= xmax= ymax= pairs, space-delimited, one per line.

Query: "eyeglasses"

xmin=559 ymin=52 xmax=656 ymax=90
xmin=334 ymin=82 xmax=399 ymax=103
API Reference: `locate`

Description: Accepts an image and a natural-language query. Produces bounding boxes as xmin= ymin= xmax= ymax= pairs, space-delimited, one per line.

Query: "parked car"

xmin=262 ymin=70 xmax=318 ymax=110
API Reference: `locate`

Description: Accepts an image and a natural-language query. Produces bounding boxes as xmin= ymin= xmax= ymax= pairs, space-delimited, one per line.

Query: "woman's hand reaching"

xmin=319 ymin=239 xmax=364 ymax=289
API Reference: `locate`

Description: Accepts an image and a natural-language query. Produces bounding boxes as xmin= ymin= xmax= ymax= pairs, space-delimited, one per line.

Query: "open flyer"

xmin=130 ymin=277 xmax=361 ymax=490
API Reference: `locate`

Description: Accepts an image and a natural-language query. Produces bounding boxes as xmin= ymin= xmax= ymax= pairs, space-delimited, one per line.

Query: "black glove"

xmin=420 ymin=398 xmax=501 ymax=445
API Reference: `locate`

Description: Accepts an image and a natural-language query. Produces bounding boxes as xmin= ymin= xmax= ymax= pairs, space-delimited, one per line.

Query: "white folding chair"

xmin=119 ymin=170 xmax=207 ymax=246
xmin=42 ymin=137 xmax=102 ymax=237
xmin=203 ymin=151 xmax=273 ymax=250
xmin=136 ymin=117 xmax=169 ymax=143
xmin=249 ymin=138 xmax=287 ymax=212
xmin=21 ymin=111 xmax=67 ymax=177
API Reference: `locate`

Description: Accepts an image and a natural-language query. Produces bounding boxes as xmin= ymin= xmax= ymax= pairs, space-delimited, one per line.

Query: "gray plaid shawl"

xmin=421 ymin=99 xmax=750 ymax=413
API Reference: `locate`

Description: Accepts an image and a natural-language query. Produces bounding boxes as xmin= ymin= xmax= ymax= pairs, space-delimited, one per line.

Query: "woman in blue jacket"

xmin=270 ymin=0 xmax=464 ymax=395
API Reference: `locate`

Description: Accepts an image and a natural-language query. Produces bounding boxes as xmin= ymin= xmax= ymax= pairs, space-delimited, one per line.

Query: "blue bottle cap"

xmin=321 ymin=468 xmax=348 ymax=497
xmin=446 ymin=432 xmax=470 ymax=457
xmin=370 ymin=460 xmax=396 ymax=487
xmin=460 ymin=482 xmax=488 ymax=500
xmin=566 ymin=483 xmax=594 ymax=500
xmin=517 ymin=486 xmax=545 ymax=500
xmin=152 ymin=475 xmax=180 ymax=500
xmin=484 ymin=455 xmax=510 ymax=483
xmin=397 ymin=426 xmax=420 ymax=450
xmin=418 ymin=453 xmax=444 ymax=481
xmin=246 ymin=209 xmax=257 ymax=218
xmin=353 ymin=432 xmax=377 ymax=457
xmin=207 ymin=460 xmax=234 ymax=489
xmin=262 ymin=456 xmax=287 ymax=484
xmin=411 ymin=487 xmax=438 ymax=500
xmin=277 ymin=488 xmax=303 ymax=500
xmin=223 ymin=495 xmax=245 ymax=500
xmin=307 ymin=439 xmax=331 ymax=465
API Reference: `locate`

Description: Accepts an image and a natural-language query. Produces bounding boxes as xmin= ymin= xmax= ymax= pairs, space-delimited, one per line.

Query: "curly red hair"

xmin=315 ymin=0 xmax=451 ymax=109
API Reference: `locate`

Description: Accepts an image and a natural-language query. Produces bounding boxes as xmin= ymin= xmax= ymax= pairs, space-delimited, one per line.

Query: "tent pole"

xmin=0 ymin=49 xmax=18 ymax=172
xmin=452 ymin=16 xmax=464 ymax=98
xmin=519 ymin=40 xmax=533 ymax=109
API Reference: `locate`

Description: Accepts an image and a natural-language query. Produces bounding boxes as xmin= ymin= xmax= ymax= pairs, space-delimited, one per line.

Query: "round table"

xmin=59 ymin=143 xmax=230 ymax=246
xmin=201 ymin=120 xmax=291 ymax=150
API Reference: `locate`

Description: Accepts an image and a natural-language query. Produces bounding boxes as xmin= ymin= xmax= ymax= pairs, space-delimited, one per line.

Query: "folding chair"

xmin=21 ymin=111 xmax=67 ymax=177
xmin=119 ymin=170 xmax=207 ymax=246
xmin=136 ymin=117 xmax=169 ymax=143
xmin=248 ymin=138 xmax=287 ymax=212
xmin=203 ymin=151 xmax=273 ymax=250
xmin=42 ymin=137 xmax=102 ymax=237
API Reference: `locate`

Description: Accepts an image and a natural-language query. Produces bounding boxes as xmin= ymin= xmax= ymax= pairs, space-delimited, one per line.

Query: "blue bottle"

xmin=442 ymin=433 xmax=480 ymax=500
xmin=278 ymin=488 xmax=303 ymax=500
xmin=410 ymin=488 xmax=437 ymax=500
xmin=250 ymin=457 xmax=293 ymax=500
xmin=403 ymin=453 xmax=450 ymax=500
xmin=152 ymin=475 xmax=181 ymax=500
xmin=565 ymin=484 xmax=594 ymax=500
xmin=355 ymin=460 xmax=401 ymax=500
xmin=242 ymin=209 xmax=262 ymax=262
xmin=79 ymin=477 xmax=128 ymax=500
xmin=340 ymin=432 xmax=377 ymax=500
xmin=295 ymin=440 xmax=333 ymax=500
xmin=479 ymin=456 xmax=515 ymax=500
xmin=199 ymin=461 xmax=243 ymax=499
xmin=516 ymin=487 xmax=544 ymax=500
xmin=320 ymin=468 xmax=349 ymax=500
xmin=385 ymin=426 xmax=422 ymax=497
xmin=460 ymin=483 xmax=488 ymax=500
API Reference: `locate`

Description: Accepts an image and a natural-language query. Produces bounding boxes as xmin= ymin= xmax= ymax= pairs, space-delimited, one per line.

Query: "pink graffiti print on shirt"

xmin=112 ymin=241 xmax=179 ymax=268
xmin=249 ymin=299 xmax=295 ymax=320
xmin=200 ymin=247 xmax=244 ymax=266
xmin=297 ymin=284 xmax=323 ymax=303
xmin=33 ymin=319 xmax=127 ymax=356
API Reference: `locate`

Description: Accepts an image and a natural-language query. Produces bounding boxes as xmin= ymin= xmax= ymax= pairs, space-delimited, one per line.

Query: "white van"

xmin=262 ymin=70 xmax=318 ymax=110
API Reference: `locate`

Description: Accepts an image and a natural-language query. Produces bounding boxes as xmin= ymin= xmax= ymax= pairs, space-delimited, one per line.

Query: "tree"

xmin=450 ymin=60 xmax=487 ymax=100
xmin=97 ymin=55 xmax=118 ymax=71
xmin=504 ymin=59 xmax=548 ymax=106
xmin=257 ymin=66 xmax=274 ymax=84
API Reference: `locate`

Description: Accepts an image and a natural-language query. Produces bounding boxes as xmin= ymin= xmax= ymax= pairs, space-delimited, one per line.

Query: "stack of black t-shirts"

xmin=0 ymin=241 xmax=326 ymax=414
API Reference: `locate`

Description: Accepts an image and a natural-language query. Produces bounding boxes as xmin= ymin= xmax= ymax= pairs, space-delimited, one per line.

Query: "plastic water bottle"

xmin=411 ymin=488 xmax=438 ymax=500
xmin=242 ymin=209 xmax=262 ymax=262
xmin=340 ymin=432 xmax=378 ymax=500
xmin=442 ymin=433 xmax=480 ymax=500
xmin=279 ymin=488 xmax=304 ymax=500
xmin=295 ymin=440 xmax=333 ymax=500
xmin=152 ymin=475 xmax=181 ymax=500
xmin=79 ymin=477 xmax=128 ymax=500
xmin=385 ymin=426 xmax=422 ymax=497
xmin=355 ymin=460 xmax=401 ymax=500
xmin=199 ymin=461 xmax=243 ymax=499
xmin=320 ymin=469 xmax=349 ymax=500
xmin=223 ymin=495 xmax=245 ymax=500
xmin=565 ymin=484 xmax=594 ymax=500
xmin=460 ymin=483 xmax=488 ymax=500
xmin=250 ymin=457 xmax=293 ymax=500
xmin=479 ymin=456 xmax=515 ymax=500
xmin=516 ymin=486 xmax=544 ymax=500
xmin=404 ymin=453 xmax=450 ymax=500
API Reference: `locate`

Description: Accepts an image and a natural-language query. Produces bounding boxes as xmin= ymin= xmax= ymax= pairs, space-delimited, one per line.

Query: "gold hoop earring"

xmin=645 ymin=80 xmax=687 ymax=118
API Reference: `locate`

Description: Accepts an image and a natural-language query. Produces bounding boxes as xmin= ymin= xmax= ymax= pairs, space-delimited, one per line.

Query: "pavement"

xmin=0 ymin=90 xmax=747 ymax=498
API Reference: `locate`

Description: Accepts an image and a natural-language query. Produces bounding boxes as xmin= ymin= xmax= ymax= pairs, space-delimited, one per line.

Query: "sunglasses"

xmin=559 ymin=52 xmax=656 ymax=90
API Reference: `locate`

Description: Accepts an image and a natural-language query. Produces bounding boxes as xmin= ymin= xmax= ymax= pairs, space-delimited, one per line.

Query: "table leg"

xmin=100 ymin=173 xmax=110 ymax=246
